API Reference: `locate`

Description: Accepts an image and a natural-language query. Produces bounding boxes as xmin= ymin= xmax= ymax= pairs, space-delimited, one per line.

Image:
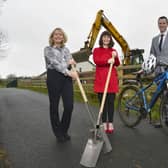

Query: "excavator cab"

xmin=130 ymin=49 xmax=144 ymax=65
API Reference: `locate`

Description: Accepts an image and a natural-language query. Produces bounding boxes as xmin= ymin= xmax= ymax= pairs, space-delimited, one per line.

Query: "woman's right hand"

xmin=68 ymin=71 xmax=78 ymax=80
xmin=108 ymin=58 xmax=114 ymax=64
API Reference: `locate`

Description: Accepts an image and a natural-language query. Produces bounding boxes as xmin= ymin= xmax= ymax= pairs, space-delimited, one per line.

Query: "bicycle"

xmin=117 ymin=62 xmax=168 ymax=128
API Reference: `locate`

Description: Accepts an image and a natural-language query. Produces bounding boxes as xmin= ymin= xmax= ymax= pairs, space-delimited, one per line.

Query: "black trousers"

xmin=98 ymin=93 xmax=115 ymax=123
xmin=46 ymin=69 xmax=73 ymax=137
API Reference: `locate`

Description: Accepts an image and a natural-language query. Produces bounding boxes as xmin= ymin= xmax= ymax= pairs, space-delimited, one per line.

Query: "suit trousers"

xmin=46 ymin=69 xmax=73 ymax=137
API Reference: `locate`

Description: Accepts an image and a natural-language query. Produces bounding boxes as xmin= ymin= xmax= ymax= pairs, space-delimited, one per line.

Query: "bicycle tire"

xmin=159 ymin=90 xmax=168 ymax=127
xmin=117 ymin=85 xmax=143 ymax=128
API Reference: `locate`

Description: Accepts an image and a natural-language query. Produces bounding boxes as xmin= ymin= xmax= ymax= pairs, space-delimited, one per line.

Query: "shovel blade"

xmin=80 ymin=138 xmax=104 ymax=167
xmin=100 ymin=126 xmax=112 ymax=153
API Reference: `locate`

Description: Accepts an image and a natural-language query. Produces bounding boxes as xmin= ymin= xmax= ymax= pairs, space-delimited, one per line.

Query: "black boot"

xmin=63 ymin=133 xmax=71 ymax=141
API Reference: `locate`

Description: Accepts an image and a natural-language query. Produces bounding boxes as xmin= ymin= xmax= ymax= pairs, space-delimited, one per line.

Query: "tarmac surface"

xmin=0 ymin=88 xmax=168 ymax=168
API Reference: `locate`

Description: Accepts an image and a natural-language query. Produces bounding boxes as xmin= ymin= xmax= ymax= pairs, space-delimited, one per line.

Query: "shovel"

xmin=71 ymin=65 xmax=112 ymax=153
xmin=71 ymin=64 xmax=95 ymax=125
xmin=78 ymin=52 xmax=116 ymax=167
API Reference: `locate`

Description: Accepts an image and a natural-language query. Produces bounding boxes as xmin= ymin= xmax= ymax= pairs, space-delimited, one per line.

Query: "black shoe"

xmin=56 ymin=135 xmax=66 ymax=143
xmin=63 ymin=133 xmax=71 ymax=141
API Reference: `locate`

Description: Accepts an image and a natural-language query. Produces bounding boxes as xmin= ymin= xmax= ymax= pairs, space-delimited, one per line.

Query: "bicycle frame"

xmin=126 ymin=70 xmax=168 ymax=114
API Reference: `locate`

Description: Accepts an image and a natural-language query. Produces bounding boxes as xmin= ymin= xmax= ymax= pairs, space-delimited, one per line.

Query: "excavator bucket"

xmin=72 ymin=48 xmax=92 ymax=62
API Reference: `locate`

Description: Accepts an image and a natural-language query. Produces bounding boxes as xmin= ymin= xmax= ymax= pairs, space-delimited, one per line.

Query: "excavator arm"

xmin=72 ymin=10 xmax=144 ymax=65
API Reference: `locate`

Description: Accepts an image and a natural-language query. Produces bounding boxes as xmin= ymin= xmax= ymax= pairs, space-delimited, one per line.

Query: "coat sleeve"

xmin=93 ymin=48 xmax=109 ymax=66
xmin=114 ymin=56 xmax=120 ymax=66
xmin=113 ymin=50 xmax=120 ymax=66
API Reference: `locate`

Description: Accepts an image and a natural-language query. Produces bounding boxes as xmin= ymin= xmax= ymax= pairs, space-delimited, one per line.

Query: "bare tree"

xmin=0 ymin=0 xmax=9 ymax=59
xmin=0 ymin=30 xmax=9 ymax=58
xmin=0 ymin=0 xmax=7 ymax=14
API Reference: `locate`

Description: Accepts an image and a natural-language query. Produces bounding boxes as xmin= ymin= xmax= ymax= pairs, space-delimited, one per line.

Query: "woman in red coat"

xmin=93 ymin=31 xmax=120 ymax=133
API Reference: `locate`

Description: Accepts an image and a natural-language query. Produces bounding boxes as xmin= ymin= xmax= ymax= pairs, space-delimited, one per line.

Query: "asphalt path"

xmin=0 ymin=88 xmax=168 ymax=168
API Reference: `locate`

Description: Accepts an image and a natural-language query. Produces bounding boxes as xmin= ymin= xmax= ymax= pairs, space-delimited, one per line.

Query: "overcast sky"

xmin=0 ymin=0 xmax=168 ymax=78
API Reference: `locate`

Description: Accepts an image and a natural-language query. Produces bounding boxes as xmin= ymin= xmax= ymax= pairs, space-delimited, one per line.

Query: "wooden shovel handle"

xmin=71 ymin=64 xmax=88 ymax=103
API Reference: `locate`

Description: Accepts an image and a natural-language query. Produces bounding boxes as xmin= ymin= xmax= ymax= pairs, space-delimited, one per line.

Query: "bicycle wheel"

xmin=117 ymin=85 xmax=143 ymax=127
xmin=159 ymin=90 xmax=168 ymax=127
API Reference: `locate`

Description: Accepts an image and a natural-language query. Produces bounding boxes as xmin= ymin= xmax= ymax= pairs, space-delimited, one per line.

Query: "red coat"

xmin=93 ymin=47 xmax=120 ymax=93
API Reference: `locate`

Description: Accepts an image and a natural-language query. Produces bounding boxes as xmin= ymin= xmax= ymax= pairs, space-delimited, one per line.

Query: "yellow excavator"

xmin=72 ymin=10 xmax=144 ymax=65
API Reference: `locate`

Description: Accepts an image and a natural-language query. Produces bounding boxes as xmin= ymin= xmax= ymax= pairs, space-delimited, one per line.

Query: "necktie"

xmin=159 ymin=34 xmax=164 ymax=51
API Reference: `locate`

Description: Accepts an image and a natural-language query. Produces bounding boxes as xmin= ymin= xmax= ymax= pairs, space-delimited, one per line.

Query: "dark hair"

xmin=99 ymin=31 xmax=114 ymax=48
xmin=158 ymin=16 xmax=168 ymax=23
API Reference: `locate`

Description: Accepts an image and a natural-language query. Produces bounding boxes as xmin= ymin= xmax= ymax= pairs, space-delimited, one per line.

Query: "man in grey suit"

xmin=150 ymin=16 xmax=168 ymax=75
xmin=150 ymin=16 xmax=168 ymax=127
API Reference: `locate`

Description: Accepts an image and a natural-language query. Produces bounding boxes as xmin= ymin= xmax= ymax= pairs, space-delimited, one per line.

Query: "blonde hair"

xmin=49 ymin=27 xmax=68 ymax=47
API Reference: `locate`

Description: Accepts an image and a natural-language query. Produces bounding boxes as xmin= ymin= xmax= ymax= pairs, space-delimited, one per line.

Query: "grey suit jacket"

xmin=150 ymin=32 xmax=168 ymax=74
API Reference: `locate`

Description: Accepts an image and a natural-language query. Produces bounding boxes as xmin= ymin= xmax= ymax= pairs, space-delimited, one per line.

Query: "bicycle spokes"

xmin=118 ymin=86 xmax=143 ymax=127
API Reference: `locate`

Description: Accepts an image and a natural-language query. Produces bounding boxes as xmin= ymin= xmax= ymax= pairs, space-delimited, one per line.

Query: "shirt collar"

xmin=160 ymin=29 xmax=168 ymax=36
